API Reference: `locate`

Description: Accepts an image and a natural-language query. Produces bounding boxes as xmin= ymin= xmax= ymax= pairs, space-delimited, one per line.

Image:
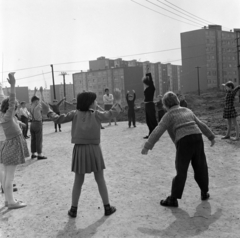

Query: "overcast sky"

xmin=1 ymin=0 xmax=240 ymax=89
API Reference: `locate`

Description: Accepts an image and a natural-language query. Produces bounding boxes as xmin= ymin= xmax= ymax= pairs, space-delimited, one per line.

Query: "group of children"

xmin=0 ymin=72 xmax=239 ymax=218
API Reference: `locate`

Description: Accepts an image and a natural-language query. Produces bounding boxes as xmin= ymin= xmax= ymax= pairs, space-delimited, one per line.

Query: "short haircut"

xmin=76 ymin=92 xmax=97 ymax=111
xmin=104 ymin=88 xmax=109 ymax=92
xmin=225 ymin=81 xmax=234 ymax=89
xmin=20 ymin=101 xmax=26 ymax=105
xmin=162 ymin=91 xmax=180 ymax=109
xmin=31 ymin=95 xmax=40 ymax=103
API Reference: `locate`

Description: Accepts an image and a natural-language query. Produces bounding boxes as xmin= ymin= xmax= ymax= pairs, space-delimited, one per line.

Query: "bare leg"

xmin=0 ymin=163 xmax=4 ymax=193
xmin=222 ymin=119 xmax=232 ymax=139
xmin=71 ymin=173 xmax=85 ymax=207
xmin=3 ymin=165 xmax=17 ymax=204
xmin=114 ymin=117 xmax=117 ymax=125
xmin=94 ymin=170 xmax=109 ymax=205
xmin=232 ymin=118 xmax=239 ymax=140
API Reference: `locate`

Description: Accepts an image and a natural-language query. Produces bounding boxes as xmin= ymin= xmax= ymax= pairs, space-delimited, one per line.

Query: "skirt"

xmin=0 ymin=134 xmax=29 ymax=165
xmin=223 ymin=106 xmax=237 ymax=119
xmin=104 ymin=104 xmax=112 ymax=111
xmin=72 ymin=144 xmax=106 ymax=174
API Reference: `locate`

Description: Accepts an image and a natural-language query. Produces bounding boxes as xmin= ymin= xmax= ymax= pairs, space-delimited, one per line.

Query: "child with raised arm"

xmin=141 ymin=91 xmax=215 ymax=207
xmin=41 ymin=91 xmax=122 ymax=218
xmin=0 ymin=73 xmax=29 ymax=209
xmin=221 ymin=81 xmax=240 ymax=141
xmin=126 ymin=90 xmax=136 ymax=128
xmin=49 ymin=98 xmax=65 ymax=132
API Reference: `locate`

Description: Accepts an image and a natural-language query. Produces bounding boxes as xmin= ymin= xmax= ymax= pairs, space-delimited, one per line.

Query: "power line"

xmin=146 ymin=0 xmax=204 ymax=27
xmin=164 ymin=0 xmax=232 ymax=31
xmin=130 ymin=0 xmax=200 ymax=27
xmin=156 ymin=0 xmax=210 ymax=25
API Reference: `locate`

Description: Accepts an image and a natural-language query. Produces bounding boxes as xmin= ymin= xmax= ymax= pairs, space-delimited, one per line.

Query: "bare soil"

xmin=0 ymin=118 xmax=240 ymax=238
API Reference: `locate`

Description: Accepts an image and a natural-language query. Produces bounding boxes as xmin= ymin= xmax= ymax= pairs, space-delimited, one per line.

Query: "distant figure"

xmin=221 ymin=81 xmax=240 ymax=141
xmin=142 ymin=67 xmax=158 ymax=139
xmin=142 ymin=91 xmax=215 ymax=208
xmin=103 ymin=88 xmax=117 ymax=126
xmin=41 ymin=91 xmax=122 ymax=218
xmin=126 ymin=90 xmax=136 ymax=128
xmin=156 ymin=95 xmax=166 ymax=122
xmin=30 ymin=87 xmax=47 ymax=160
xmin=179 ymin=94 xmax=188 ymax=108
xmin=19 ymin=101 xmax=31 ymax=138
xmin=49 ymin=98 xmax=65 ymax=132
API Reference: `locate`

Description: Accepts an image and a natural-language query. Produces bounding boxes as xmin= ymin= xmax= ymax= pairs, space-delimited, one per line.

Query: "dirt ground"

xmin=0 ymin=121 xmax=240 ymax=238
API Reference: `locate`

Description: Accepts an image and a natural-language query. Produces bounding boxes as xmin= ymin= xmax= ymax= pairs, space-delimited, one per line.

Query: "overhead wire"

xmin=146 ymin=0 xmax=204 ymax=27
xmin=156 ymin=0 xmax=210 ymax=25
xmin=130 ymin=0 xmax=200 ymax=27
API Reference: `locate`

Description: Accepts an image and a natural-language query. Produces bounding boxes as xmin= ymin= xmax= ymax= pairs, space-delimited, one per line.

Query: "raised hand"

xmin=34 ymin=87 xmax=38 ymax=95
xmin=7 ymin=72 xmax=16 ymax=86
xmin=132 ymin=90 xmax=135 ymax=93
xmin=210 ymin=139 xmax=215 ymax=147
xmin=141 ymin=147 xmax=149 ymax=155
xmin=39 ymin=86 xmax=43 ymax=94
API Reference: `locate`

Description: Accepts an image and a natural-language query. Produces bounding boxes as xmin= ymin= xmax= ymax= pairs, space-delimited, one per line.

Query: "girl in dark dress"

xmin=142 ymin=67 xmax=158 ymax=139
xmin=222 ymin=81 xmax=240 ymax=141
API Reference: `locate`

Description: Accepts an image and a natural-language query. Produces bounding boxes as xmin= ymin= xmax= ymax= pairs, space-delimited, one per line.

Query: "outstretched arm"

xmin=57 ymin=98 xmax=65 ymax=106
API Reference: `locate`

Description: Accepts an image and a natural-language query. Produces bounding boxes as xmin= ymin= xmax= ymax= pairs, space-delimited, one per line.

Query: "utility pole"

xmin=195 ymin=66 xmax=201 ymax=96
xmin=236 ymin=30 xmax=240 ymax=102
xmin=60 ymin=72 xmax=67 ymax=110
xmin=50 ymin=65 xmax=56 ymax=100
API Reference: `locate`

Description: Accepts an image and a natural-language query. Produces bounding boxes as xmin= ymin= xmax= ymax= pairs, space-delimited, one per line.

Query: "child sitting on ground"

xmin=41 ymin=91 xmax=122 ymax=218
xmin=141 ymin=91 xmax=215 ymax=207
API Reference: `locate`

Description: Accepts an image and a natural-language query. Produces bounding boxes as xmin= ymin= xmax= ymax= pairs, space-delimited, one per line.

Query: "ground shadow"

xmin=56 ymin=215 xmax=109 ymax=238
xmin=138 ymin=201 xmax=222 ymax=238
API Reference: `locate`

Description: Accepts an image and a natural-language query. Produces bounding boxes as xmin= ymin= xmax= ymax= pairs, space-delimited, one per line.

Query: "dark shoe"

xmin=55 ymin=130 xmax=57 ymax=132
xmin=31 ymin=154 xmax=37 ymax=159
xmin=143 ymin=136 xmax=149 ymax=139
xmin=201 ymin=192 xmax=210 ymax=201
xmin=68 ymin=207 xmax=77 ymax=218
xmin=134 ymin=125 xmax=136 ymax=127
xmin=37 ymin=156 xmax=47 ymax=160
xmin=101 ymin=126 xmax=105 ymax=129
xmin=1 ymin=186 xmax=18 ymax=193
xmin=59 ymin=129 xmax=61 ymax=132
xmin=221 ymin=135 xmax=230 ymax=139
xmin=104 ymin=205 xmax=116 ymax=216
xmin=160 ymin=196 xmax=178 ymax=207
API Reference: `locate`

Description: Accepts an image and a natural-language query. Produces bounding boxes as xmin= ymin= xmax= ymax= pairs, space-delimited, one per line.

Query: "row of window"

xmin=207 ymin=70 xmax=237 ymax=76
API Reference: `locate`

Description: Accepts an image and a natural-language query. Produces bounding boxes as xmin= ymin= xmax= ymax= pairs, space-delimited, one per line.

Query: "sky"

xmin=1 ymin=0 xmax=240 ymax=89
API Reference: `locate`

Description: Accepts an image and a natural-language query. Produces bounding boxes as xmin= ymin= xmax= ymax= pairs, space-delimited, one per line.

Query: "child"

xmin=179 ymin=94 xmax=188 ymax=108
xmin=41 ymin=91 xmax=122 ymax=218
xmin=49 ymin=98 xmax=65 ymax=132
xmin=30 ymin=87 xmax=47 ymax=160
xmin=156 ymin=95 xmax=166 ymax=122
xmin=19 ymin=101 xmax=31 ymax=138
xmin=126 ymin=90 xmax=136 ymax=128
xmin=0 ymin=72 xmax=29 ymax=209
xmin=141 ymin=91 xmax=215 ymax=207
xmin=221 ymin=81 xmax=240 ymax=141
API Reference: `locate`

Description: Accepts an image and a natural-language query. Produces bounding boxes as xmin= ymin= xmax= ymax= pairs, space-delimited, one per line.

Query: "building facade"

xmin=181 ymin=25 xmax=240 ymax=93
xmin=50 ymin=83 xmax=74 ymax=102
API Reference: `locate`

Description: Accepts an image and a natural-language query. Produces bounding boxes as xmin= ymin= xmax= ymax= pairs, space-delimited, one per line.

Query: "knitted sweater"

xmin=0 ymin=93 xmax=22 ymax=140
xmin=47 ymin=106 xmax=121 ymax=144
xmin=144 ymin=105 xmax=215 ymax=150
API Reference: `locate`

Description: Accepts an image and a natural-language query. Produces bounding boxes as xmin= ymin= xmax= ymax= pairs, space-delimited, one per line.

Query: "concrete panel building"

xmin=181 ymin=25 xmax=240 ymax=93
xmin=50 ymin=84 xmax=74 ymax=102
xmin=3 ymin=86 xmax=29 ymax=103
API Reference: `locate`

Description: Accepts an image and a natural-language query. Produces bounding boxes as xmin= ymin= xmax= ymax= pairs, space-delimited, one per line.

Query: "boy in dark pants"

xmin=126 ymin=90 xmax=136 ymax=128
xmin=142 ymin=91 xmax=215 ymax=207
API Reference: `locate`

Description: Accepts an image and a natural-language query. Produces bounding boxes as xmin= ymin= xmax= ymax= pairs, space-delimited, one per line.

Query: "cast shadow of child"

xmin=56 ymin=215 xmax=109 ymax=238
xmin=138 ymin=201 xmax=222 ymax=238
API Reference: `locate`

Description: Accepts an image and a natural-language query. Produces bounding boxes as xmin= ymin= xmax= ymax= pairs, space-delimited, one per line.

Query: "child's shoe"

xmin=104 ymin=204 xmax=116 ymax=216
xmin=68 ymin=206 xmax=77 ymax=218
xmin=201 ymin=192 xmax=210 ymax=200
xmin=160 ymin=196 xmax=178 ymax=207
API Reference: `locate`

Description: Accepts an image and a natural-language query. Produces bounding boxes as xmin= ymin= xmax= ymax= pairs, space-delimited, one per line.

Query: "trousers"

xmin=30 ymin=121 xmax=43 ymax=154
xmin=145 ymin=102 xmax=157 ymax=135
xmin=128 ymin=107 xmax=135 ymax=127
xmin=171 ymin=134 xmax=209 ymax=199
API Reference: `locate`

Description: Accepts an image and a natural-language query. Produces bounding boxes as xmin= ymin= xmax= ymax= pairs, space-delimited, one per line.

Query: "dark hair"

xmin=1 ymin=97 xmax=18 ymax=113
xmin=225 ymin=81 xmax=234 ymax=89
xmin=142 ymin=73 xmax=152 ymax=86
xmin=104 ymin=88 xmax=109 ymax=92
xmin=162 ymin=91 xmax=180 ymax=109
xmin=77 ymin=92 xmax=97 ymax=111
xmin=31 ymin=95 xmax=40 ymax=103
xmin=20 ymin=101 xmax=26 ymax=105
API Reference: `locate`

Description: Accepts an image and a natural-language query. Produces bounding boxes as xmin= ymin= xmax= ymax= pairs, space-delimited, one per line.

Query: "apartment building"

xmin=181 ymin=25 xmax=240 ymax=93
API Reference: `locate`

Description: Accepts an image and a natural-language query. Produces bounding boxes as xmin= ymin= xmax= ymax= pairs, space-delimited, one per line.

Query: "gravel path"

xmin=0 ymin=121 xmax=240 ymax=238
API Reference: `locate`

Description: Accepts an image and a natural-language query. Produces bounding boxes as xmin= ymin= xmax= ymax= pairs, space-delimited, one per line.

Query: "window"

xmin=232 ymin=56 xmax=236 ymax=60
xmin=207 ymin=71 xmax=211 ymax=76
xmin=229 ymin=64 xmax=232 ymax=67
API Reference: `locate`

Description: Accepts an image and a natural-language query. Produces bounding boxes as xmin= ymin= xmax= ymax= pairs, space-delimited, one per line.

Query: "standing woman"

xmin=142 ymin=67 xmax=158 ymax=139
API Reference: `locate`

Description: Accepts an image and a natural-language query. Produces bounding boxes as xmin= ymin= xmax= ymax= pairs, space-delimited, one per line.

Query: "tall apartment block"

xmin=73 ymin=57 xmax=182 ymax=104
xmin=181 ymin=25 xmax=240 ymax=93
